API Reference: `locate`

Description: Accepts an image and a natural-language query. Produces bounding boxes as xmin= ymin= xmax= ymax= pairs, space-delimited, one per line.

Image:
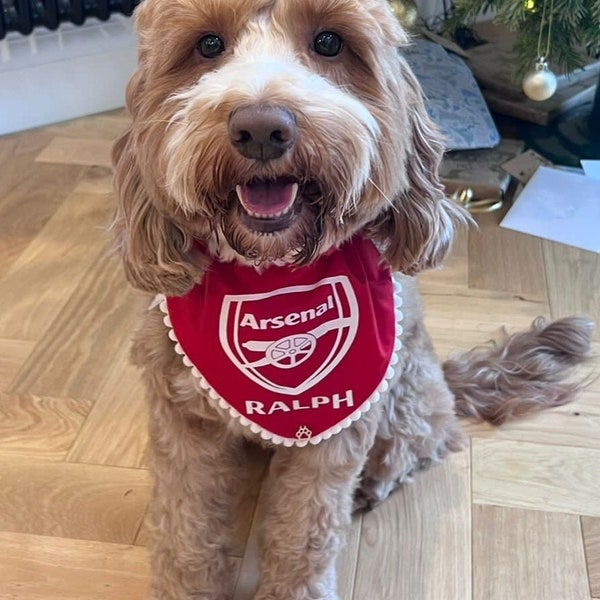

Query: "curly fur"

xmin=112 ymin=1 xmax=594 ymax=598
xmin=444 ymin=316 xmax=594 ymax=425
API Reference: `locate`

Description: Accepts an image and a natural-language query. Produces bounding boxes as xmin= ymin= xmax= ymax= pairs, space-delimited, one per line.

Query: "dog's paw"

xmin=253 ymin=578 xmax=339 ymax=600
xmin=148 ymin=588 xmax=230 ymax=600
xmin=254 ymin=594 xmax=338 ymax=600
xmin=354 ymin=456 xmax=441 ymax=512
xmin=353 ymin=476 xmax=406 ymax=513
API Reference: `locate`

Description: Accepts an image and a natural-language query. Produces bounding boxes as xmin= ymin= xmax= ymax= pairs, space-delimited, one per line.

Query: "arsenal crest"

xmin=219 ymin=276 xmax=358 ymax=396
xmin=162 ymin=236 xmax=403 ymax=446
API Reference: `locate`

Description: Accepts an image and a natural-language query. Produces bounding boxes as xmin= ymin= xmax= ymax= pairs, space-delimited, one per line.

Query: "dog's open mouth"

xmin=235 ymin=178 xmax=301 ymax=234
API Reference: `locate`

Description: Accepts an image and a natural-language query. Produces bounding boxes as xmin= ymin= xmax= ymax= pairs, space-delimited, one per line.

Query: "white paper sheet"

xmin=500 ymin=166 xmax=600 ymax=253
xmin=581 ymin=160 xmax=600 ymax=181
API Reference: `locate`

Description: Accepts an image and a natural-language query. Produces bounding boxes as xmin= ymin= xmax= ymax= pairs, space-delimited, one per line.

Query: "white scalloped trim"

xmin=156 ymin=277 xmax=403 ymax=447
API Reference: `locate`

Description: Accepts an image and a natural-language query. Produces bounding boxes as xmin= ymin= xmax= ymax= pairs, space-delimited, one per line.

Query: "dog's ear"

xmin=111 ymin=72 xmax=205 ymax=296
xmin=370 ymin=62 xmax=469 ymax=275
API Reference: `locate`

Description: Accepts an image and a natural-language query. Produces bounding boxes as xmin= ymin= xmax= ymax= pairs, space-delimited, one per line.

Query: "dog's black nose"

xmin=228 ymin=105 xmax=297 ymax=161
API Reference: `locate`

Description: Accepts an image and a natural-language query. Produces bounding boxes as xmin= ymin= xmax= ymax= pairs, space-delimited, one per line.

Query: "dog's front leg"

xmin=254 ymin=415 xmax=379 ymax=600
xmin=147 ymin=394 xmax=241 ymax=600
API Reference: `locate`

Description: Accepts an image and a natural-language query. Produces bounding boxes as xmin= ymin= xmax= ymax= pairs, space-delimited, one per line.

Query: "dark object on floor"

xmin=453 ymin=26 xmax=486 ymax=50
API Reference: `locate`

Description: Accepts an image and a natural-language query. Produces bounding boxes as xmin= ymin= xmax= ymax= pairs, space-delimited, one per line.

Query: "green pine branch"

xmin=438 ymin=0 xmax=600 ymax=74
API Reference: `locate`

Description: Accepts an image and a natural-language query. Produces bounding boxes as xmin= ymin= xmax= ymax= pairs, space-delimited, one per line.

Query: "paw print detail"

xmin=295 ymin=425 xmax=312 ymax=440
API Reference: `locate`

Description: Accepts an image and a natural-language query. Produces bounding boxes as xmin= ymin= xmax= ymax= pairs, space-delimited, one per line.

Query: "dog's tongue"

xmin=236 ymin=180 xmax=298 ymax=217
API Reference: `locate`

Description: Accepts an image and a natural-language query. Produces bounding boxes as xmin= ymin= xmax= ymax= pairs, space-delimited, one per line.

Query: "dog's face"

xmin=113 ymin=0 xmax=464 ymax=295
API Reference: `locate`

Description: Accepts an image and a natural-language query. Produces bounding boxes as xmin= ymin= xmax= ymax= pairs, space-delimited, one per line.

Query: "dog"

xmin=111 ymin=1 xmax=593 ymax=598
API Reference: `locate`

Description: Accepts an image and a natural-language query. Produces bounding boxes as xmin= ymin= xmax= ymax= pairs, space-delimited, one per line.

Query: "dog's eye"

xmin=313 ymin=31 xmax=343 ymax=57
xmin=197 ymin=34 xmax=225 ymax=58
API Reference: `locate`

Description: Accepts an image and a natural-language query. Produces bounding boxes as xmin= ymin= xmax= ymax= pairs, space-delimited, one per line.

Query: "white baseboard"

xmin=0 ymin=16 xmax=138 ymax=136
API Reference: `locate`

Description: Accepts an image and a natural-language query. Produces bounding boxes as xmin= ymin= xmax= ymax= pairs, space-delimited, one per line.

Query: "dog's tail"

xmin=442 ymin=317 xmax=595 ymax=425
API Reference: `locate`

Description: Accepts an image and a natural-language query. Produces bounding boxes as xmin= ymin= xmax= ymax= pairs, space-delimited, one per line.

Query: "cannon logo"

xmin=219 ymin=276 xmax=359 ymax=395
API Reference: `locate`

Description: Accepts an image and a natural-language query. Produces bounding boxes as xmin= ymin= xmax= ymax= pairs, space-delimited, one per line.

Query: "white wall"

xmin=0 ymin=16 xmax=138 ymax=135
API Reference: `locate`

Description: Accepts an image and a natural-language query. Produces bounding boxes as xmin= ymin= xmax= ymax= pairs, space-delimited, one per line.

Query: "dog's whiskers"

xmin=368 ymin=177 xmax=398 ymax=213
xmin=142 ymin=118 xmax=180 ymax=126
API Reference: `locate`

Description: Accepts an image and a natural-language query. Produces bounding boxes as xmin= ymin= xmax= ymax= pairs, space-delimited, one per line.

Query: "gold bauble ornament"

xmin=522 ymin=57 xmax=557 ymax=101
xmin=389 ymin=0 xmax=419 ymax=30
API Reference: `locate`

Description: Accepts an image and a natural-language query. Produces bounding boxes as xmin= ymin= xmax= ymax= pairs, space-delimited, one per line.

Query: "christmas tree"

xmin=387 ymin=0 xmax=600 ymax=159
xmin=451 ymin=0 xmax=600 ymax=158
xmin=451 ymin=0 xmax=600 ymax=77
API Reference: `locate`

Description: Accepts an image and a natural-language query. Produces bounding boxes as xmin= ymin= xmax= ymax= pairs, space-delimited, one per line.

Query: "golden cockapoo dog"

xmin=111 ymin=1 xmax=593 ymax=598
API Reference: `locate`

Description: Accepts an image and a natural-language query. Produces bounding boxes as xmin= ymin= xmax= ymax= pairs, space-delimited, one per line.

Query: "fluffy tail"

xmin=443 ymin=317 xmax=595 ymax=425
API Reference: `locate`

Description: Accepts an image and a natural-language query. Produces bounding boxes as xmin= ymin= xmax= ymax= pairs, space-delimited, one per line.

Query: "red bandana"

xmin=159 ymin=236 xmax=403 ymax=446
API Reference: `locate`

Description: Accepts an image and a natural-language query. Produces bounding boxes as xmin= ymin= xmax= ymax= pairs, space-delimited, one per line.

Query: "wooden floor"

xmin=0 ymin=109 xmax=599 ymax=600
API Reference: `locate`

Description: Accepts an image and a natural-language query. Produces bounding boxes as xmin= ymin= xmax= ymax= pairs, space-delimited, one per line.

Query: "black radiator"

xmin=0 ymin=0 xmax=141 ymax=40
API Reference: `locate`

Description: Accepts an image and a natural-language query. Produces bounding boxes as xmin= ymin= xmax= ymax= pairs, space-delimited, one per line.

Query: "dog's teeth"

xmin=289 ymin=182 xmax=299 ymax=204
xmin=237 ymin=181 xmax=299 ymax=220
xmin=235 ymin=185 xmax=244 ymax=203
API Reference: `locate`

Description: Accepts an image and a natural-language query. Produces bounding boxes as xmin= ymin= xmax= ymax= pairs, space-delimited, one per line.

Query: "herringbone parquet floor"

xmin=0 ymin=109 xmax=599 ymax=600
